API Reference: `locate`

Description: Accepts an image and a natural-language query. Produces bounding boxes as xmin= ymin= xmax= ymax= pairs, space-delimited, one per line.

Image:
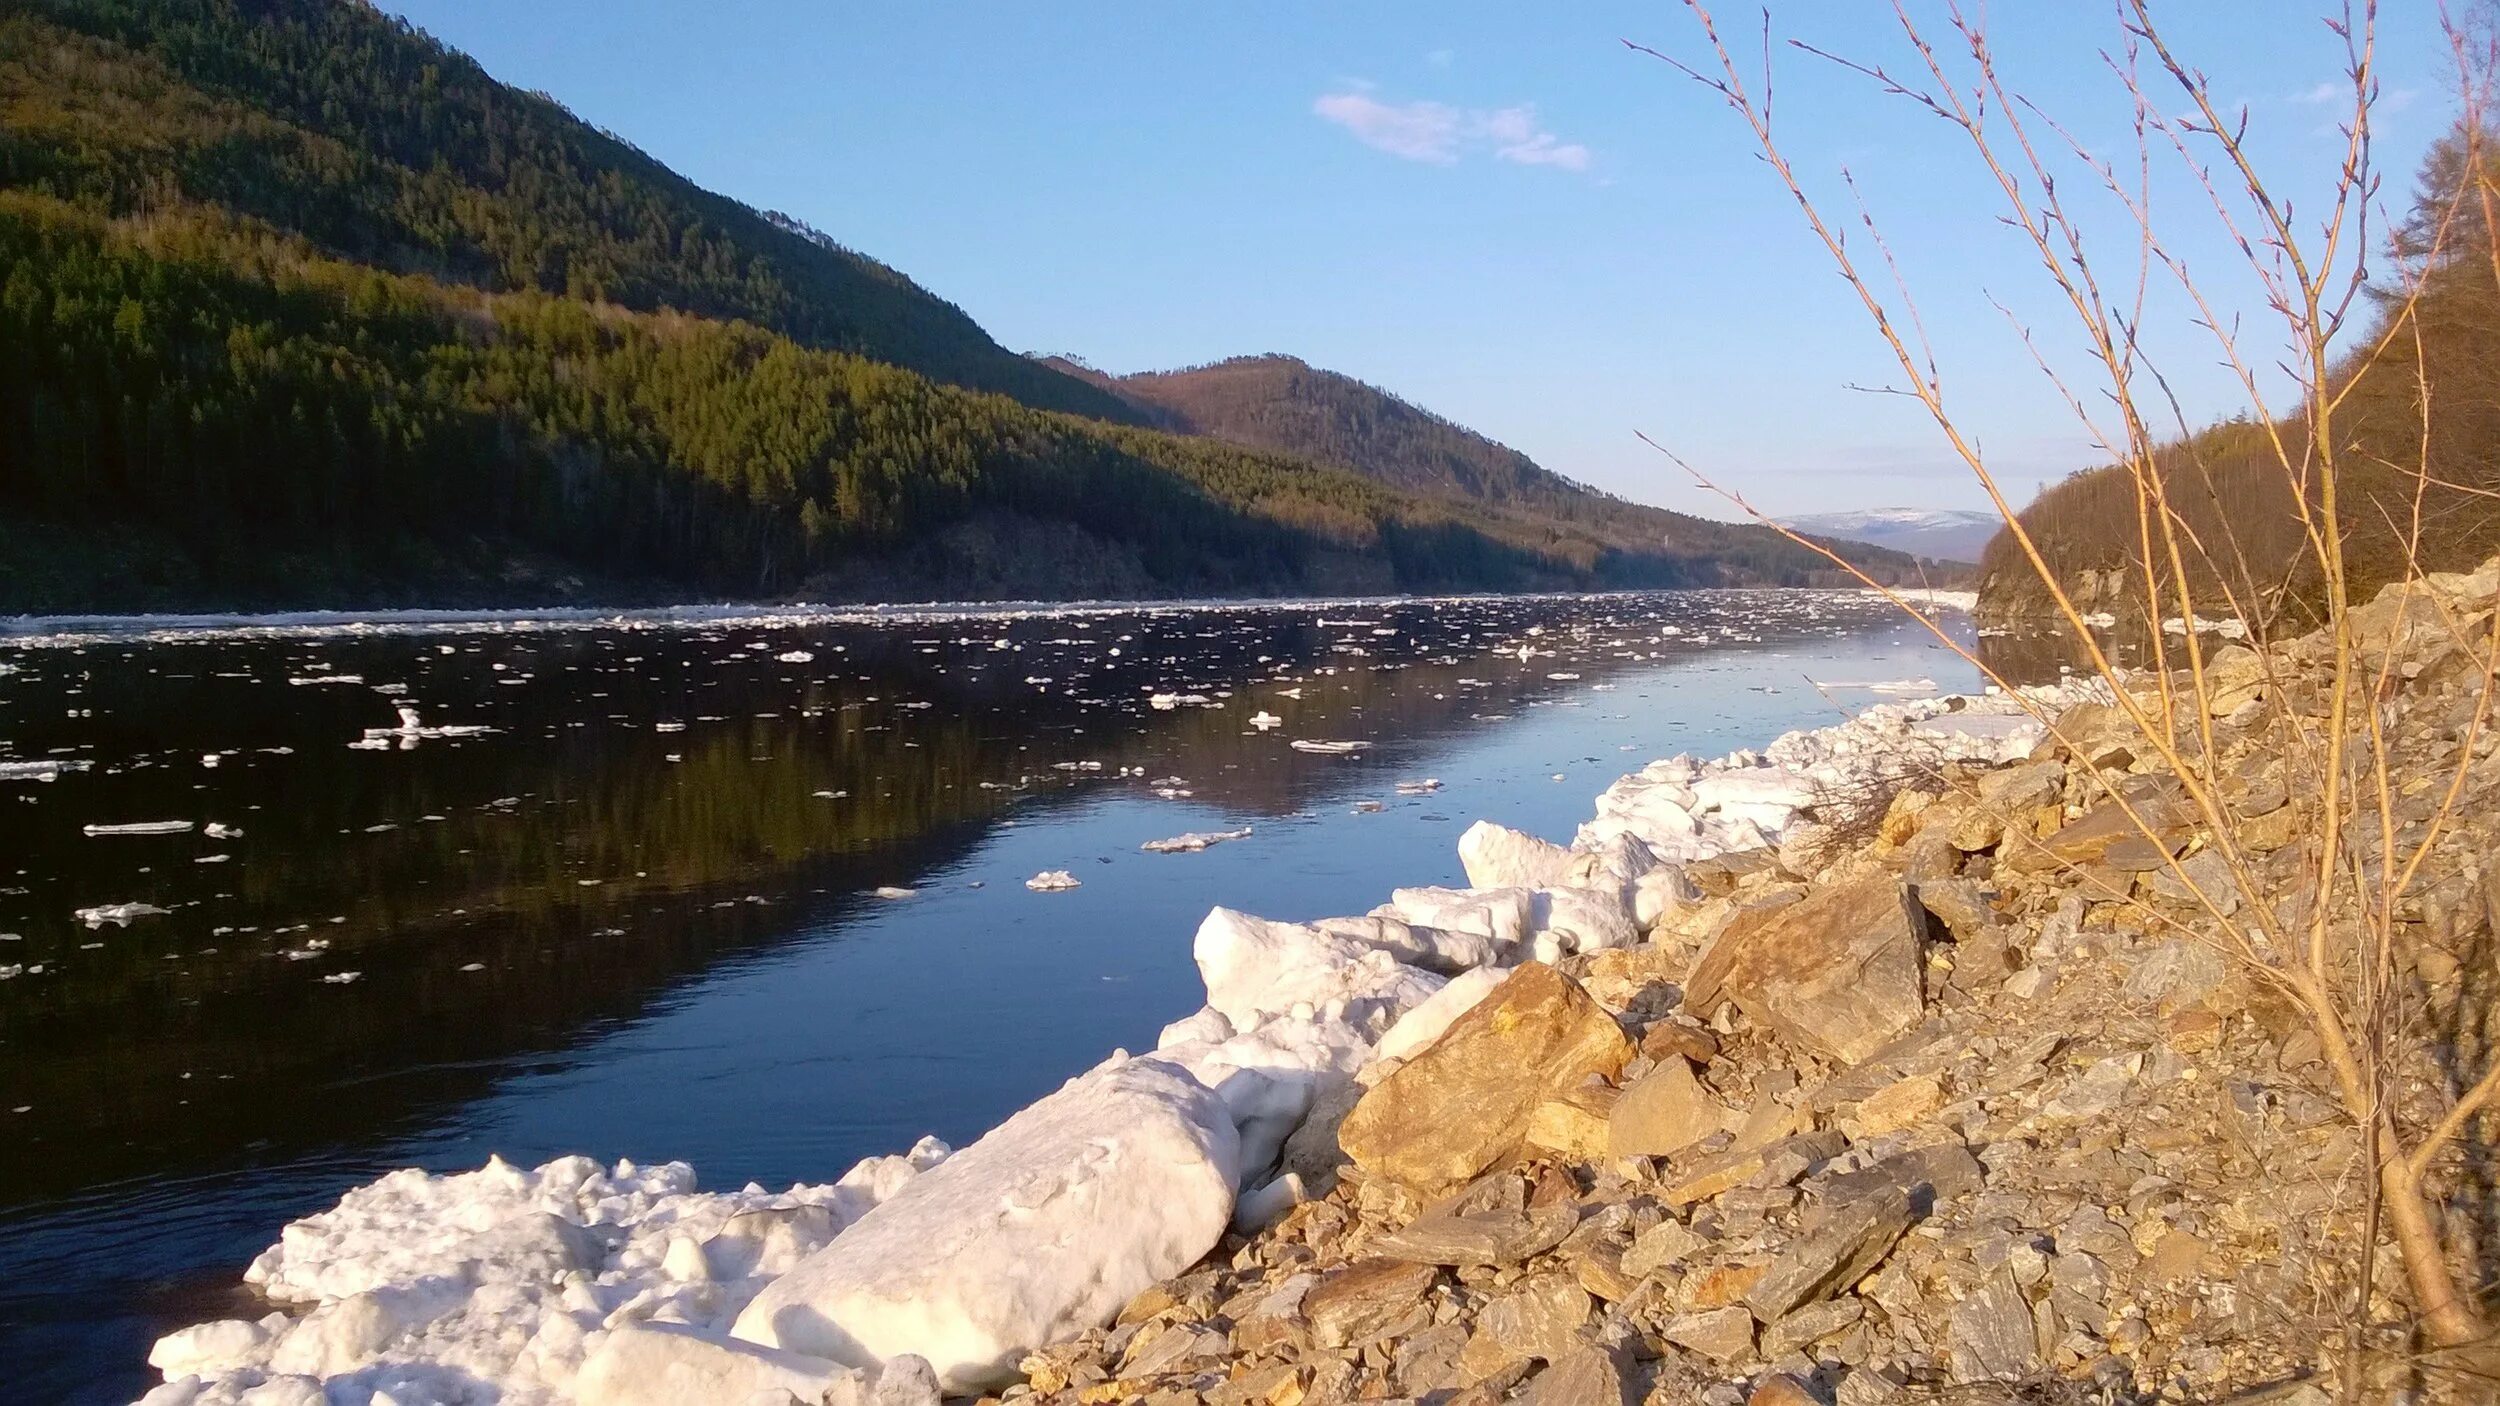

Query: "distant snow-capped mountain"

xmin=1781 ymin=508 xmax=2002 ymax=564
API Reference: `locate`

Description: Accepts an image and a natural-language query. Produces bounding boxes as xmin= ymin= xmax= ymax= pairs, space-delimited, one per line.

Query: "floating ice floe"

xmin=83 ymin=821 xmax=196 ymax=837
xmin=1394 ymin=778 xmax=1443 ymax=795
xmin=871 ymin=886 xmax=917 ymax=900
xmin=1024 ymin=870 xmax=1081 ymax=892
xmin=76 ymin=902 xmax=170 ymax=928
xmin=774 ymin=650 xmax=816 ymax=663
xmin=1 ymin=758 xmax=88 ymax=782
xmin=1247 ymin=711 xmax=1282 ymax=730
xmin=1288 ymin=739 xmax=1369 ymax=755
xmin=350 ymin=704 xmax=495 ymax=752
xmin=1140 ymin=827 xmax=1252 ymax=854
xmin=2162 ymin=614 xmax=2250 ymax=638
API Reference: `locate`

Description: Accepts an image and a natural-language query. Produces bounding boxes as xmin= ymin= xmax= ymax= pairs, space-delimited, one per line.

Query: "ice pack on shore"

xmin=139 ymin=1143 xmax=948 ymax=1405
xmin=730 ymin=1056 xmax=1238 ymax=1393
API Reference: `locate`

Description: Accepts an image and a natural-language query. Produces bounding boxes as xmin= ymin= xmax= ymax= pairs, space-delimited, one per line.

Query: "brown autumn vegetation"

xmin=1976 ymin=114 xmax=2500 ymax=628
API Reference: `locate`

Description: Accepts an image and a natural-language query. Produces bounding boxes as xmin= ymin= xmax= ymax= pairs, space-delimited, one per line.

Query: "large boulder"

xmin=1338 ymin=964 xmax=1634 ymax=1194
xmin=732 ymin=1056 xmax=1238 ymax=1393
xmin=1684 ymin=869 xmax=1928 ymax=1065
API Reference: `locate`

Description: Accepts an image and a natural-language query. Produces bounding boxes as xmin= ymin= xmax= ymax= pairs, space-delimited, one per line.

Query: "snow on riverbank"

xmin=138 ymin=674 xmax=2090 ymax=1406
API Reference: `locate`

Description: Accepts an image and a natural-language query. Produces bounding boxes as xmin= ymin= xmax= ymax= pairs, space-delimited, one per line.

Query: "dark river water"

xmin=0 ymin=590 xmax=1986 ymax=1404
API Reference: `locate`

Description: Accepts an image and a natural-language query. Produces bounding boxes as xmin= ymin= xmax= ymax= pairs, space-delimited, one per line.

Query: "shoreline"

xmin=2 ymin=585 xmax=1960 ymax=651
xmin=132 ymin=608 xmax=2103 ymax=1406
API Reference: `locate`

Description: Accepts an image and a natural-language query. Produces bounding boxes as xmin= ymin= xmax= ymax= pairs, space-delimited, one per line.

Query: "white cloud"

xmin=1313 ymin=90 xmax=1591 ymax=173
xmin=1477 ymin=104 xmax=1592 ymax=171
xmin=1312 ymin=92 xmax=1466 ymax=163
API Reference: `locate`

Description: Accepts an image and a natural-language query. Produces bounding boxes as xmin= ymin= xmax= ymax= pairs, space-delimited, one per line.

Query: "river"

xmin=0 ymin=589 xmax=1985 ymax=1403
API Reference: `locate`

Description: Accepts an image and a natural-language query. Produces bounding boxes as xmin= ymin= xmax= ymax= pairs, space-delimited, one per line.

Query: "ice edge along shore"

xmin=136 ymin=596 xmax=2051 ymax=1406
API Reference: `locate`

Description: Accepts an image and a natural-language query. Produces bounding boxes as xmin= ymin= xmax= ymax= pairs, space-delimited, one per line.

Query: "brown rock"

xmin=1609 ymin=1058 xmax=1733 ymax=1159
xmin=1476 ymin=1272 xmax=1592 ymax=1363
xmin=1640 ymin=1020 xmax=1720 ymax=1066
xmin=1760 ymin=1296 xmax=1865 ymax=1358
xmin=1946 ymin=1267 xmax=2041 ymax=1383
xmin=1372 ymin=1204 xmax=1577 ymax=1267
xmin=1339 ymin=963 xmax=1634 ymax=1194
xmin=1910 ymin=879 xmax=1997 ymax=940
xmin=1683 ymin=870 xmax=1929 ymax=1065
xmin=1522 ymin=1344 xmax=1640 ymax=1406
xmin=2144 ymin=1228 xmax=2208 ymax=1285
xmin=1836 ymin=1073 xmax=1945 ymax=1141
xmin=1227 ymin=1271 xmax=1316 ymax=1352
xmin=1392 ymin=1324 xmax=1469 ymax=1397
xmin=1665 ymin=1131 xmax=1844 ymax=1207
xmin=1303 ymin=1258 xmax=1438 ymax=1349
xmin=1747 ymin=1374 xmax=1822 ymax=1406
xmin=1525 ymin=1082 xmax=1620 ymax=1160
xmin=1206 ymin=1365 xmax=1307 ymax=1406
xmin=1745 ymin=1187 xmax=1918 ymax=1321
xmin=1662 ymin=1305 xmax=1756 ymax=1361
xmin=2010 ymin=782 xmax=2190 ymax=873
xmin=1574 ymin=1243 xmax=1641 ymax=1302
xmin=1678 ymin=1261 xmax=1768 ymax=1310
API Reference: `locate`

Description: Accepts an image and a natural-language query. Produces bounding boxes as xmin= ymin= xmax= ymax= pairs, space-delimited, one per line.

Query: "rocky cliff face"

xmin=1007 ymin=565 xmax=2500 ymax=1406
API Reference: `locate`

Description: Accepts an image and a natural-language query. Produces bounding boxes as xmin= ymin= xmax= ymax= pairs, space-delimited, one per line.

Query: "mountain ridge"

xmin=1781 ymin=508 xmax=2001 ymax=565
xmin=1035 ymin=353 xmax=1883 ymax=576
xmin=0 ymin=0 xmax=1922 ymax=612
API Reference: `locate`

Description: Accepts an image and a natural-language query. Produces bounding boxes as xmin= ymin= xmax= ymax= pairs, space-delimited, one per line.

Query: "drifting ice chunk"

xmin=1248 ymin=711 xmax=1283 ymax=730
xmin=1289 ymin=739 xmax=1369 ymax=754
xmin=84 ymin=821 xmax=196 ymax=837
xmin=76 ymin=902 xmax=170 ymax=928
xmin=0 ymin=759 xmax=88 ymax=782
xmin=731 ymin=1056 xmax=1239 ymax=1393
xmin=1024 ymin=870 xmax=1081 ymax=892
xmin=1141 ymin=826 xmax=1252 ymax=853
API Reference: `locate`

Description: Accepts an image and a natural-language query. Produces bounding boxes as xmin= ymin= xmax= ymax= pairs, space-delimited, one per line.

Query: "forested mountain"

xmin=1975 ymin=114 xmax=2500 ymax=625
xmin=0 ymin=0 xmax=1918 ymax=612
xmin=1043 ymin=354 xmax=1947 ymax=572
xmin=1 ymin=0 xmax=1137 ymax=423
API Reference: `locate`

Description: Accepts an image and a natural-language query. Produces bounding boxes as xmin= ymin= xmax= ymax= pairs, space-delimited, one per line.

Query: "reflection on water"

xmin=1976 ymin=615 xmax=2243 ymax=686
xmin=0 ymin=590 xmax=1980 ymax=1402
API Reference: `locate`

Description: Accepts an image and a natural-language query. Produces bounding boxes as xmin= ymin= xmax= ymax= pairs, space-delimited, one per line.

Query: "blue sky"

xmin=381 ymin=3 xmax=2465 ymax=519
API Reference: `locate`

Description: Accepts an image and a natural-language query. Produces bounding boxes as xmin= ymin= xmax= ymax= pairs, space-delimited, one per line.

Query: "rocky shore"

xmin=138 ymin=572 xmax=2500 ymax=1406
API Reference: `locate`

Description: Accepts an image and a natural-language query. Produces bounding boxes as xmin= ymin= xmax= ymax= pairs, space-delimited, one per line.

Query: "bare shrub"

xmin=1634 ymin=0 xmax=2500 ymax=1372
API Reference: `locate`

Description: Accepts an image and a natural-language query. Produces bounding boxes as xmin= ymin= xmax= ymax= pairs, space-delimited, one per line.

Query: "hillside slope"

xmin=1973 ymin=117 xmax=2500 ymax=627
xmin=1043 ymin=354 xmax=1914 ymax=579
xmin=0 ymin=2 xmax=1920 ymax=612
xmin=5 ymin=0 xmax=1139 ymax=423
